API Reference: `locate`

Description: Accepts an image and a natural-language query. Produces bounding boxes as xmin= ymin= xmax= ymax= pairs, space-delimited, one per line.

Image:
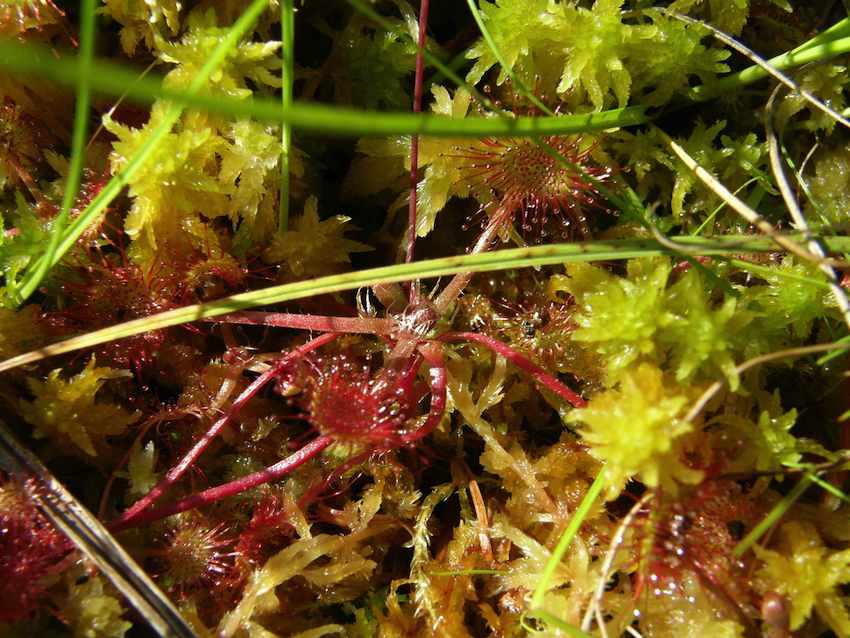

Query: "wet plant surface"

xmin=1 ymin=1 xmax=850 ymax=637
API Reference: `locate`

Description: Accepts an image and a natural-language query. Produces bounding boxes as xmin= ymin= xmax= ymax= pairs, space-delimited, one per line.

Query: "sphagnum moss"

xmin=1 ymin=2 xmax=850 ymax=637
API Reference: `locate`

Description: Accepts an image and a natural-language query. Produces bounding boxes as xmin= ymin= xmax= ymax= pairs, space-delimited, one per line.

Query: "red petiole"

xmin=209 ymin=311 xmax=393 ymax=334
xmin=439 ymin=331 xmax=586 ymax=408
xmin=111 ymin=332 xmax=338 ymax=530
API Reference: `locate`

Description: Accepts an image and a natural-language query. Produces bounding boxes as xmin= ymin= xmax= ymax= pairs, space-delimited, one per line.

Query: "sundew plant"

xmin=2 ymin=0 xmax=850 ymax=636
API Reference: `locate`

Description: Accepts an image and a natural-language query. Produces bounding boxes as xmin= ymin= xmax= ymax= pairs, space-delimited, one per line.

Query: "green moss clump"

xmin=569 ymin=362 xmax=702 ymax=495
xmin=19 ymin=357 xmax=140 ymax=458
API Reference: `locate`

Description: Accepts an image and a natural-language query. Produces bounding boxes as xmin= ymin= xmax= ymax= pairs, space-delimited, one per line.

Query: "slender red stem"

xmin=434 ymin=206 xmax=513 ymax=313
xmin=98 ymin=412 xmax=183 ymax=519
xmin=210 ymin=311 xmax=393 ymax=334
xmin=110 ymin=436 xmax=334 ymax=531
xmin=401 ymin=343 xmax=447 ymax=443
xmin=112 ymin=343 xmax=447 ymax=528
xmin=111 ymin=332 xmax=338 ymax=529
xmin=406 ymin=0 xmax=431 ymax=299
xmin=439 ymin=331 xmax=586 ymax=408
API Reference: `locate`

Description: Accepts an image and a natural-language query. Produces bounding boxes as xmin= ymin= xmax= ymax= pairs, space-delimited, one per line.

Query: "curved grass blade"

xmin=464 ymin=0 xmax=553 ymax=115
xmin=0 ymin=421 xmax=196 ymax=638
xmin=13 ymin=0 xmax=97 ymax=304
xmin=0 ymin=40 xmax=648 ymax=138
xmin=279 ymin=0 xmax=295 ymax=231
xmin=3 ymin=234 xmax=849 ymax=373
xmin=689 ymin=35 xmax=850 ymax=101
xmin=10 ymin=0 xmax=272 ymax=302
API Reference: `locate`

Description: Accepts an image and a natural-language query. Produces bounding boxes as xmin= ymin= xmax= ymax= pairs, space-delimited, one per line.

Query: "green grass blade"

xmin=530 ymin=468 xmax=605 ymax=609
xmin=734 ymin=474 xmax=813 ymax=557
xmin=818 ymin=334 xmax=850 ymax=365
xmin=690 ymin=35 xmax=850 ymax=101
xmin=13 ymin=0 xmax=97 ymax=303
xmin=803 ymin=472 xmax=850 ymax=503
xmin=10 ymin=0 xmax=271 ymax=299
xmin=279 ymin=0 xmax=294 ymax=231
xmin=788 ymin=16 xmax=850 ymax=54
xmin=464 ymin=0 xmax=553 ymax=115
xmin=692 ymin=177 xmax=761 ymax=236
xmin=3 ymin=15 xmax=849 ymax=138
xmin=5 ymin=233 xmax=845 ymax=373
xmin=524 ymin=610 xmax=592 ymax=638
xmin=0 ymin=40 xmax=649 ymax=137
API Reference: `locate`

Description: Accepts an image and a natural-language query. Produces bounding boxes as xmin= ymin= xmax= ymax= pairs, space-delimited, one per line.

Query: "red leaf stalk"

xmin=439 ymin=331 xmax=586 ymax=408
xmin=111 ymin=332 xmax=338 ymax=530
xmin=406 ymin=0 xmax=431 ymax=300
xmin=401 ymin=343 xmax=446 ymax=443
xmin=210 ymin=311 xmax=393 ymax=334
xmin=110 ymin=435 xmax=334 ymax=530
xmin=114 ymin=345 xmax=448 ymax=526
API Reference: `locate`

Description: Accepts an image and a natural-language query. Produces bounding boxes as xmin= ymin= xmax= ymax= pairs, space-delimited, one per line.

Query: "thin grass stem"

xmin=582 ymin=492 xmax=652 ymax=632
xmin=765 ymin=83 xmax=850 ymax=332
xmin=733 ymin=474 xmax=813 ymax=557
xmin=2 ymin=235 xmax=850 ymax=374
xmin=668 ymin=10 xmax=850 ymax=129
xmin=684 ymin=341 xmax=850 ymax=424
xmin=279 ymin=0 xmax=295 ymax=231
xmin=689 ymin=33 xmax=850 ymax=101
xmin=530 ymin=468 xmax=606 ymax=609
xmin=14 ymin=0 xmax=96 ymax=303
xmin=657 ymin=126 xmax=845 ymax=269
xmin=464 ymin=0 xmax=554 ymax=116
xmin=0 ymin=40 xmax=648 ymax=138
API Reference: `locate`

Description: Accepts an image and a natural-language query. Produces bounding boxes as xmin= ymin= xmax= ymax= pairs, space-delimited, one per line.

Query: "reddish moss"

xmin=0 ymin=475 xmax=69 ymax=623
